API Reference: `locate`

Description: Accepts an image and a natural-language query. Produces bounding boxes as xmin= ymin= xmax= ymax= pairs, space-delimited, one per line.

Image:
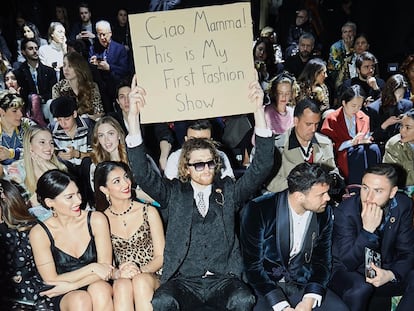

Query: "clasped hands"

xmin=116 ymin=261 xmax=142 ymax=279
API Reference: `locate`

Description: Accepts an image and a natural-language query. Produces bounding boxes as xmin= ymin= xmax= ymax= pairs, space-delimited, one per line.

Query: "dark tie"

xmin=197 ymin=192 xmax=207 ymax=217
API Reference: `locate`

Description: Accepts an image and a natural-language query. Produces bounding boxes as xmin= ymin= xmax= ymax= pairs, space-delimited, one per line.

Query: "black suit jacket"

xmin=127 ymin=134 xmax=274 ymax=283
xmin=14 ymin=61 xmax=57 ymax=105
xmin=332 ymin=193 xmax=414 ymax=281
xmin=240 ymin=190 xmax=333 ymax=307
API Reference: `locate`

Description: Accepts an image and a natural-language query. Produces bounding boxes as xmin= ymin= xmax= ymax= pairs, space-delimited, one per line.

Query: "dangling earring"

xmin=106 ymin=194 xmax=112 ymax=206
xmin=51 ymin=207 xmax=57 ymax=217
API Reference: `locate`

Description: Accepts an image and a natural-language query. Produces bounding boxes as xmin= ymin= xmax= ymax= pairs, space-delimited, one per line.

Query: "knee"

xmin=89 ymin=281 xmax=113 ymax=305
xmin=342 ymin=281 xmax=372 ymax=304
xmin=132 ymin=273 xmax=153 ymax=289
xmin=61 ymin=291 xmax=92 ymax=310
xmin=152 ymin=290 xmax=179 ymax=311
xmin=113 ymin=278 xmax=133 ymax=297
xmin=226 ymin=287 xmax=256 ymax=311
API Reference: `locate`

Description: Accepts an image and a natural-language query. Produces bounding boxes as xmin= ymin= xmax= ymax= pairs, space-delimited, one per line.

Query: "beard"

xmin=300 ymin=50 xmax=310 ymax=59
xmin=379 ymin=198 xmax=391 ymax=210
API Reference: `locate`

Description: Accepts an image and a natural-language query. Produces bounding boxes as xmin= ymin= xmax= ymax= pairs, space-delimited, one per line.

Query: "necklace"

xmin=108 ymin=199 xmax=133 ymax=227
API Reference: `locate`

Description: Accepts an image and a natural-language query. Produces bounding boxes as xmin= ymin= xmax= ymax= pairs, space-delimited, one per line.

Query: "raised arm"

xmin=125 ymin=75 xmax=171 ymax=207
xmin=234 ymin=77 xmax=274 ymax=204
xmin=126 ymin=75 xmax=146 ymax=137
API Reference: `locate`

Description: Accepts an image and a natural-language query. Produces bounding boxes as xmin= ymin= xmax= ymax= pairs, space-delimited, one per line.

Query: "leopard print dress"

xmin=111 ymin=204 xmax=161 ymax=275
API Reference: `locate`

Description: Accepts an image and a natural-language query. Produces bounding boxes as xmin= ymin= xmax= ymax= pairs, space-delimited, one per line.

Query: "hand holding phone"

xmin=365 ymin=247 xmax=381 ymax=279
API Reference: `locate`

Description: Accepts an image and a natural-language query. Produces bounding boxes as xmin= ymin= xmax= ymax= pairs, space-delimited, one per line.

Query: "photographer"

xmin=89 ymin=20 xmax=131 ymax=113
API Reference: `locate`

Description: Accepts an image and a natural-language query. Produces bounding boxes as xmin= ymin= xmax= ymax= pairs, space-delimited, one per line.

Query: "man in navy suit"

xmin=241 ymin=162 xmax=349 ymax=311
xmin=329 ymin=163 xmax=414 ymax=311
xmin=89 ymin=20 xmax=131 ymax=113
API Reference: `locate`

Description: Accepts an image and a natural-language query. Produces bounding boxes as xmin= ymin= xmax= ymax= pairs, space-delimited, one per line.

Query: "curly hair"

xmin=177 ymin=138 xmax=222 ymax=183
xmin=0 ymin=90 xmax=24 ymax=111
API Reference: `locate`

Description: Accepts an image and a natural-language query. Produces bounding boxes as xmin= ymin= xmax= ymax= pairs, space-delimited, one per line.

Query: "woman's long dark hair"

xmin=94 ymin=161 xmax=134 ymax=212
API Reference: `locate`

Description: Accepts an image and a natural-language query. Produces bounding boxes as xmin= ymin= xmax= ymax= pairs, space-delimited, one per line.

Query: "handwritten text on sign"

xmin=129 ymin=2 xmax=254 ymax=123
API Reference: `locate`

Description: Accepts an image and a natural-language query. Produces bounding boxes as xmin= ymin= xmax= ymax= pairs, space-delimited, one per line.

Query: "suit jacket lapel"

xmin=276 ymin=191 xmax=290 ymax=267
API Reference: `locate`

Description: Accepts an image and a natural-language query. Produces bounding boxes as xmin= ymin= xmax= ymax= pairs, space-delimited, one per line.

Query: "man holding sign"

xmin=125 ymin=74 xmax=274 ymax=310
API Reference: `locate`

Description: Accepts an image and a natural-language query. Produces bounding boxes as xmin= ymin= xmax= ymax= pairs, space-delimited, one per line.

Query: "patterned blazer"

xmin=127 ymin=135 xmax=274 ymax=282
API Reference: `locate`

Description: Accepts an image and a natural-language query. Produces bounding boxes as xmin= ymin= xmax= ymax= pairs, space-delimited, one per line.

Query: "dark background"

xmin=1 ymin=0 xmax=413 ymax=80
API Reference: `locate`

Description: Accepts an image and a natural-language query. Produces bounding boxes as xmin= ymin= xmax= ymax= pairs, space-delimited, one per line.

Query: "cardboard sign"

xmin=129 ymin=2 xmax=254 ymax=123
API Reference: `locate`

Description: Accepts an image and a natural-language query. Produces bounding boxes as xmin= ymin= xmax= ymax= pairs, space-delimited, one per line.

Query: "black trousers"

xmin=253 ymin=282 xmax=349 ymax=311
xmin=152 ymin=275 xmax=255 ymax=311
xmin=329 ymin=270 xmax=414 ymax=311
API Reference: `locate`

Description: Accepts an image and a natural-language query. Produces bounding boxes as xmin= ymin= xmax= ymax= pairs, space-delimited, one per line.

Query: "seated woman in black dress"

xmin=29 ymin=170 xmax=114 ymax=311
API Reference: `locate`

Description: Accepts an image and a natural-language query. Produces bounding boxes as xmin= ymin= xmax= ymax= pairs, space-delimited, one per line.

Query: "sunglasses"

xmin=188 ymin=160 xmax=216 ymax=171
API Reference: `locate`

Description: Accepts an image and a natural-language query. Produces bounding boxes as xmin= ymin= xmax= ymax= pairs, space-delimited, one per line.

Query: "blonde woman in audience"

xmin=5 ymin=125 xmax=67 ymax=220
xmin=52 ymin=51 xmax=104 ymax=120
xmin=95 ymin=161 xmax=164 ymax=311
xmin=265 ymin=72 xmax=299 ymax=136
xmin=38 ymin=22 xmax=67 ymax=78
xmin=23 ymin=125 xmax=67 ymax=194
xmin=29 ymin=169 xmax=114 ymax=311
